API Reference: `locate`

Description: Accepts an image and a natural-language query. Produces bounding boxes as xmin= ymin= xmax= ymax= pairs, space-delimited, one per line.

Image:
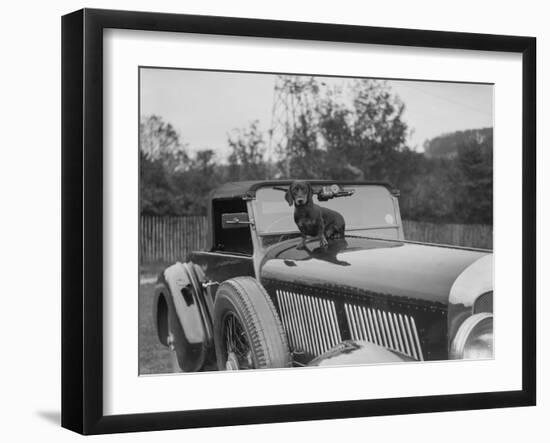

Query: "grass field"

xmin=139 ymin=263 xmax=172 ymax=375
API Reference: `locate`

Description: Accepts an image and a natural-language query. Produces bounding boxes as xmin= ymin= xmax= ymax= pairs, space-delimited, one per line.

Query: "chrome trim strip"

xmin=284 ymin=292 xmax=300 ymax=350
xmin=403 ymin=315 xmax=418 ymax=360
xmin=342 ymin=303 xmax=424 ymax=361
xmin=317 ymin=299 xmax=329 ymax=353
xmin=344 ymin=305 xmax=351 ymax=337
xmin=387 ymin=312 xmax=399 ymax=351
xmin=288 ymin=292 xmax=304 ymax=351
xmin=355 ymin=305 xmax=368 ymax=341
xmin=410 ymin=316 xmax=424 ymax=361
xmin=369 ymin=308 xmax=381 ymax=345
xmin=320 ymin=299 xmax=333 ymax=352
xmin=295 ymin=293 xmax=312 ymax=354
xmin=278 ymin=292 xmax=292 ymax=348
xmin=324 ymin=299 xmax=339 ymax=347
xmin=278 ymin=291 xmax=425 ymax=361
xmin=318 ymin=299 xmax=332 ymax=348
xmin=368 ymin=308 xmax=379 ymax=345
xmin=345 ymin=305 xmax=359 ymax=340
xmin=326 ymin=299 xmax=341 ymax=344
xmin=278 ymin=292 xmax=290 ymax=345
xmin=357 ymin=306 xmax=370 ymax=342
xmin=398 ymin=313 xmax=411 ymax=356
xmin=305 ymin=296 xmax=321 ymax=355
xmin=277 ymin=290 xmax=343 ymax=357
xmin=392 ymin=313 xmax=405 ymax=354
xmin=286 ymin=292 xmax=304 ymax=352
xmin=376 ymin=310 xmax=389 ymax=347
xmin=306 ymin=296 xmax=320 ymax=355
xmin=311 ymin=298 xmax=326 ymax=353
xmin=386 ymin=312 xmax=397 ymax=351
xmin=382 ymin=311 xmax=394 ymax=349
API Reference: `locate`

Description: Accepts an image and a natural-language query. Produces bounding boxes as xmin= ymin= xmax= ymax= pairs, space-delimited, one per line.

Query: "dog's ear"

xmin=284 ymin=188 xmax=293 ymax=206
xmin=307 ymin=182 xmax=313 ymax=202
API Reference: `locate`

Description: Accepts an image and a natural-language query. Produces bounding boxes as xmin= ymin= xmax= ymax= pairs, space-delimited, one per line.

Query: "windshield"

xmin=252 ymin=185 xmax=398 ymax=236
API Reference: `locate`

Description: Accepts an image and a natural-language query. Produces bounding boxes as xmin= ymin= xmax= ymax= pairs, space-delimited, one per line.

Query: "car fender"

xmin=153 ymin=262 xmax=213 ymax=372
xmin=309 ymin=341 xmax=414 ymax=367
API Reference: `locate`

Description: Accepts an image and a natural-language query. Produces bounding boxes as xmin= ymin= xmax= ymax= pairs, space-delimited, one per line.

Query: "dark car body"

xmin=153 ymin=180 xmax=493 ymax=371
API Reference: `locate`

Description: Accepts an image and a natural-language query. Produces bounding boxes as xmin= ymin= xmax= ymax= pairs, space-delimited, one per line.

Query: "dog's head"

xmin=285 ymin=181 xmax=312 ymax=207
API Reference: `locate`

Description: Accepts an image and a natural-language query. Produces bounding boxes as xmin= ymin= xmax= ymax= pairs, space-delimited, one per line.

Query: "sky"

xmin=140 ymin=68 xmax=493 ymax=159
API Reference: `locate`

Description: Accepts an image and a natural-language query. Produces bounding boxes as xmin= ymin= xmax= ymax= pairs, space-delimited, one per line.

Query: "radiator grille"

xmin=275 ymin=289 xmax=424 ymax=361
xmin=344 ymin=304 xmax=424 ymax=360
xmin=276 ymin=290 xmax=342 ymax=357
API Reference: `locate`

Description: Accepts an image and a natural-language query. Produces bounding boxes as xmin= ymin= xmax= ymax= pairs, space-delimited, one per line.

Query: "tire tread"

xmin=214 ymin=277 xmax=291 ymax=369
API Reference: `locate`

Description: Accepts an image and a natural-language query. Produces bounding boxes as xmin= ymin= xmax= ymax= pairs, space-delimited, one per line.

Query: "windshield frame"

xmin=250 ymin=184 xmax=400 ymax=237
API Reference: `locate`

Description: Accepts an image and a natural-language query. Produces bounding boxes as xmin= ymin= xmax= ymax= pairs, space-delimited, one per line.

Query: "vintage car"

xmin=153 ymin=180 xmax=493 ymax=372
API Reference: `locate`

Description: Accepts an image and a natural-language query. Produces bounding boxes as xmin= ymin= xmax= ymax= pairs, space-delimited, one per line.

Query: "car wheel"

xmin=213 ymin=277 xmax=291 ymax=370
xmin=169 ymin=347 xmax=181 ymax=373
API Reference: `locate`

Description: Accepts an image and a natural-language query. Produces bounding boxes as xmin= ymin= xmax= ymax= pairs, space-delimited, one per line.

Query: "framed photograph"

xmin=61 ymin=8 xmax=536 ymax=435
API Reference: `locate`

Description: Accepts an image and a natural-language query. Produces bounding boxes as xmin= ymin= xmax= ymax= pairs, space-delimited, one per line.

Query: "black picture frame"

xmin=61 ymin=8 xmax=536 ymax=435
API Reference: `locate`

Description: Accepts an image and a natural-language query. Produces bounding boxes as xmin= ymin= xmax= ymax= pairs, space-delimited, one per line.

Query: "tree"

xmin=176 ymin=149 xmax=221 ymax=214
xmin=140 ymin=115 xmax=188 ymax=172
xmin=139 ymin=115 xmax=188 ymax=215
xmin=138 ymin=93 xmax=493 ymax=226
xmin=400 ymin=128 xmax=493 ymax=224
xmin=227 ymin=121 xmax=268 ymax=180
xmin=140 ymin=151 xmax=178 ymax=215
xmin=316 ymin=79 xmax=411 ymax=182
xmin=454 ymin=132 xmax=493 ymax=224
xmin=274 ymin=77 xmax=413 ymax=183
xmin=424 ymin=127 xmax=493 ymax=159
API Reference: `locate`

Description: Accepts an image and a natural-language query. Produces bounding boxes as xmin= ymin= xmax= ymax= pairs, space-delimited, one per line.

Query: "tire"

xmin=169 ymin=349 xmax=181 ymax=373
xmin=213 ymin=277 xmax=291 ymax=370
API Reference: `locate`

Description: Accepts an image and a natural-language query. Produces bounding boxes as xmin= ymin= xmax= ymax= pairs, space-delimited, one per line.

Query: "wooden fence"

xmin=140 ymin=216 xmax=492 ymax=264
xmin=402 ymin=220 xmax=492 ymax=250
xmin=140 ymin=215 xmax=208 ymax=263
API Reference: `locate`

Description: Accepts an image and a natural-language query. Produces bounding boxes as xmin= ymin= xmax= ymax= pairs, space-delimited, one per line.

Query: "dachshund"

xmin=285 ymin=180 xmax=346 ymax=249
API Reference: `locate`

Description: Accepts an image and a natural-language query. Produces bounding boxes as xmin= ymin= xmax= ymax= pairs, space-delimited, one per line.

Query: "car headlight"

xmin=450 ymin=313 xmax=493 ymax=360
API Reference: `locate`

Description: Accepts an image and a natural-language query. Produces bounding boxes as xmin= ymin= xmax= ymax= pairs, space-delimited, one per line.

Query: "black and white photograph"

xmin=138 ymin=68 xmax=494 ymax=375
xmin=1 ymin=0 xmax=545 ymax=439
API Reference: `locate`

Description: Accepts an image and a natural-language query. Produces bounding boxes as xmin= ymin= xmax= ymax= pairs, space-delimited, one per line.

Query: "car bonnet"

xmin=260 ymin=236 xmax=490 ymax=305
